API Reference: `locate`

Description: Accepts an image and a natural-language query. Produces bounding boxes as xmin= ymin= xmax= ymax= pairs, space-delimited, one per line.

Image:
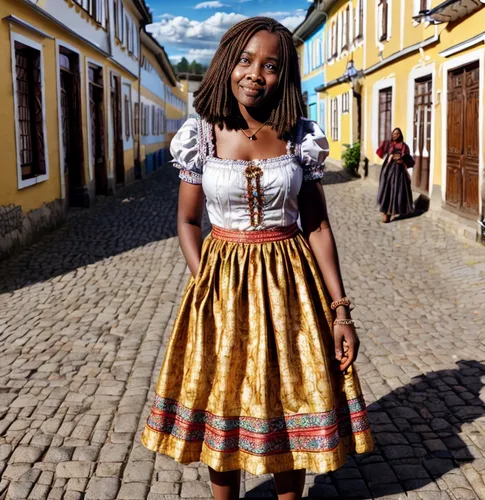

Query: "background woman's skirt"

xmin=141 ymin=230 xmax=373 ymax=475
xmin=377 ymin=161 xmax=414 ymax=216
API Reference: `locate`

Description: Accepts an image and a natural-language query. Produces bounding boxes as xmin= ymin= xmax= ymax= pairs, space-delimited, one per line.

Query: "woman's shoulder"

xmin=296 ymin=118 xmax=329 ymax=181
xmin=298 ymin=118 xmax=329 ymax=161
xmin=177 ymin=117 xmax=199 ymax=137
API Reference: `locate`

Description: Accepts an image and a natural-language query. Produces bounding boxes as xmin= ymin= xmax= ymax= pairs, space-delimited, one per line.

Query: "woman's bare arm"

xmin=299 ymin=180 xmax=359 ymax=372
xmin=177 ymin=181 xmax=205 ymax=277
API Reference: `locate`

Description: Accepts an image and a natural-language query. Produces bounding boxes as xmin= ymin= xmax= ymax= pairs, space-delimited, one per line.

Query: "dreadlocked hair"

xmin=193 ymin=17 xmax=305 ymax=140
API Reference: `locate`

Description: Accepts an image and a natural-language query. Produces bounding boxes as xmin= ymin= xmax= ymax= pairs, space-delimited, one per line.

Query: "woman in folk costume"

xmin=377 ymin=127 xmax=415 ymax=223
xmin=142 ymin=17 xmax=373 ymax=500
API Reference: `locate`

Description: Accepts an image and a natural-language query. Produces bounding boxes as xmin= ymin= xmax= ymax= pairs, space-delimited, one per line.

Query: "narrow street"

xmin=2 ymin=167 xmax=485 ymax=500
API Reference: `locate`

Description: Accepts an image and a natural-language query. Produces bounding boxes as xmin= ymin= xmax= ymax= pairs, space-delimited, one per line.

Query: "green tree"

xmin=177 ymin=57 xmax=189 ymax=73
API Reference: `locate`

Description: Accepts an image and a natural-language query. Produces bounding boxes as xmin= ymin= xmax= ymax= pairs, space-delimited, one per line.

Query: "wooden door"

xmin=446 ymin=62 xmax=479 ymax=216
xmin=89 ymin=66 xmax=108 ymax=195
xmin=60 ymin=51 xmax=85 ymax=207
xmin=111 ymin=74 xmax=124 ymax=186
xmin=412 ymin=76 xmax=432 ymax=193
xmin=378 ymin=87 xmax=392 ymax=146
xmin=60 ymin=69 xmax=71 ymax=204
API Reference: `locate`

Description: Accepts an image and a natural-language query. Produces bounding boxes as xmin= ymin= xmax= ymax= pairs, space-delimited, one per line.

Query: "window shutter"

xmin=349 ymin=3 xmax=354 ymax=43
xmin=381 ymin=0 xmax=388 ymax=40
xmin=342 ymin=8 xmax=348 ymax=49
xmin=359 ymin=0 xmax=364 ymax=37
xmin=337 ymin=11 xmax=342 ymax=55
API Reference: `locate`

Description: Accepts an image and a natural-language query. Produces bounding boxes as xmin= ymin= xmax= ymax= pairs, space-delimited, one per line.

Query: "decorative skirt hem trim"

xmin=141 ymin=427 xmax=374 ymax=475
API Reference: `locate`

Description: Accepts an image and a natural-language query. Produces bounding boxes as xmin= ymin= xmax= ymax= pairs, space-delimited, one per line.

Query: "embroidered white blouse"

xmin=170 ymin=117 xmax=329 ymax=231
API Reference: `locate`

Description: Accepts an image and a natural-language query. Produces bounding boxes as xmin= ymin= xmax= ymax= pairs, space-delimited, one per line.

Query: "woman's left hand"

xmin=334 ymin=323 xmax=360 ymax=372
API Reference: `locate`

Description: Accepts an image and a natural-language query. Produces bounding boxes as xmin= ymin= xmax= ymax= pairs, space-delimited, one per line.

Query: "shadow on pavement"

xmin=0 ymin=167 xmax=181 ymax=294
xmin=1 ymin=164 xmax=355 ymax=294
xmin=245 ymin=360 xmax=485 ymax=499
xmin=322 ymin=168 xmax=360 ymax=186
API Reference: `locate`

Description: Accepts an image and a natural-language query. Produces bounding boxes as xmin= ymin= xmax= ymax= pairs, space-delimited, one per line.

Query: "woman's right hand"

xmin=334 ymin=323 xmax=360 ymax=372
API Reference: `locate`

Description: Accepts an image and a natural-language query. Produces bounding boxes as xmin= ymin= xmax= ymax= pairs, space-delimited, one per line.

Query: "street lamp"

xmin=343 ymin=59 xmax=362 ymax=141
xmin=343 ymin=59 xmax=359 ymax=81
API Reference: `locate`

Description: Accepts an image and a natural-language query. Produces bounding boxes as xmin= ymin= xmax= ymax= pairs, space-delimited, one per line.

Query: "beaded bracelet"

xmin=333 ymin=319 xmax=355 ymax=326
xmin=330 ymin=297 xmax=352 ymax=311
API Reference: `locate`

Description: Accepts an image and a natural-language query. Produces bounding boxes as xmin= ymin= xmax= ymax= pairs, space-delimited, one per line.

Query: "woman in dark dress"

xmin=377 ymin=128 xmax=415 ymax=223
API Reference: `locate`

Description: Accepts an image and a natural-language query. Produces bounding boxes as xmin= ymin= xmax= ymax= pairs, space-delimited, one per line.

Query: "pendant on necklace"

xmin=249 ymin=136 xmax=255 ymax=141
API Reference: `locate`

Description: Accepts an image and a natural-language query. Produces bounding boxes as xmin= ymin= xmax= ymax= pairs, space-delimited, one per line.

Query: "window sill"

xmin=18 ymin=174 xmax=49 ymax=190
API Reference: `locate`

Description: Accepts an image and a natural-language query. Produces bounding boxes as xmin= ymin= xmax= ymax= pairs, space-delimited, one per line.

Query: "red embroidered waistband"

xmin=211 ymin=223 xmax=300 ymax=244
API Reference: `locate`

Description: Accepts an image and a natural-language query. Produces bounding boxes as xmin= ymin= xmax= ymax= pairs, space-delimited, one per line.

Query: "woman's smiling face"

xmin=230 ymin=30 xmax=281 ymax=109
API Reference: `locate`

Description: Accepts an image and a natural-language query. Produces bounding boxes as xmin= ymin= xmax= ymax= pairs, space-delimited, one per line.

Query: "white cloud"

xmin=170 ymin=48 xmax=216 ymax=64
xmin=147 ymin=12 xmax=247 ymax=49
xmin=195 ymin=1 xmax=229 ymax=8
xmin=258 ymin=11 xmax=291 ymax=18
xmin=147 ymin=8 xmax=306 ymax=65
xmin=279 ymin=14 xmax=306 ymax=31
xmin=255 ymin=9 xmax=306 ymax=31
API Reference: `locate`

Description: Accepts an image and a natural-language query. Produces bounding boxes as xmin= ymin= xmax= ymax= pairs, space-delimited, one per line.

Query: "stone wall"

xmin=0 ymin=200 xmax=65 ymax=260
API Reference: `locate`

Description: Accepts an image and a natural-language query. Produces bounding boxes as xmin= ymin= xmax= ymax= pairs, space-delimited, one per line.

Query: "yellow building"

xmin=301 ymin=0 xmax=485 ymax=238
xmin=360 ymin=0 xmax=484 ymax=235
xmin=316 ymin=0 xmax=365 ymax=162
xmin=0 ymin=0 xmax=187 ymax=258
xmin=138 ymin=31 xmax=185 ymax=175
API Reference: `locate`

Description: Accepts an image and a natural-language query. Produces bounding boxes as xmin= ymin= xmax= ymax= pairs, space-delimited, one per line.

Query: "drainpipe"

xmin=135 ymin=25 xmax=143 ymax=179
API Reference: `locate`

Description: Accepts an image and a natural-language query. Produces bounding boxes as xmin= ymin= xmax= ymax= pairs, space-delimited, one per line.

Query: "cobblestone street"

xmin=2 ymin=166 xmax=485 ymax=500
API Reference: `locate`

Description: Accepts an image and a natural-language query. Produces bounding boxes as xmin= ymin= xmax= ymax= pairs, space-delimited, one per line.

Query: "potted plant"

xmin=342 ymin=142 xmax=361 ymax=178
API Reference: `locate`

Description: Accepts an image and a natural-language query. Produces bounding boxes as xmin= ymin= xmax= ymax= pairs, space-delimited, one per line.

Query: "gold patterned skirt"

xmin=141 ymin=224 xmax=373 ymax=475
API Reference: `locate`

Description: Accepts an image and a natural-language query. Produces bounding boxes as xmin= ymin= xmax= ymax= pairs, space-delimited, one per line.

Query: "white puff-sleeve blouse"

xmin=170 ymin=117 xmax=329 ymax=231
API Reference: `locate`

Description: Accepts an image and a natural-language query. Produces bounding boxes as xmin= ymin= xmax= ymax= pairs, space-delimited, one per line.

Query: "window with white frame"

xmin=115 ymin=1 xmax=124 ymax=43
xmin=378 ymin=87 xmax=392 ymax=145
xmin=73 ymin=0 xmax=108 ymax=28
xmin=342 ymin=92 xmax=350 ymax=113
xmin=113 ymin=5 xmax=137 ymax=57
xmin=355 ymin=0 xmax=364 ymax=40
xmin=124 ymin=94 xmax=130 ymax=139
xmin=134 ymin=102 xmax=139 ymax=135
xmin=12 ymin=36 xmax=48 ymax=185
xmin=337 ymin=11 xmax=343 ymax=55
xmin=141 ymin=102 xmax=150 ymax=136
xmin=342 ymin=6 xmax=350 ymax=50
xmin=378 ymin=0 xmax=390 ymax=42
xmin=152 ymin=105 xmax=156 ymax=135
xmin=331 ymin=21 xmax=337 ymax=58
xmin=319 ymin=101 xmax=325 ymax=131
xmin=304 ymin=32 xmax=324 ymax=74
xmin=330 ymin=97 xmax=339 ymax=141
xmin=125 ymin=15 xmax=130 ymax=52
xmin=413 ymin=0 xmax=430 ymax=17
xmin=158 ymin=109 xmax=164 ymax=135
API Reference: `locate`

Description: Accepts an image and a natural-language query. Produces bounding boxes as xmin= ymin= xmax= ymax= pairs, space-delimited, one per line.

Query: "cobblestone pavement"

xmin=2 ymin=166 xmax=485 ymax=500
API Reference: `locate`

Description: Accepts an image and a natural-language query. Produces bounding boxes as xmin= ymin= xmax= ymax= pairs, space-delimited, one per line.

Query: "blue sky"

xmin=146 ymin=0 xmax=310 ymax=65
